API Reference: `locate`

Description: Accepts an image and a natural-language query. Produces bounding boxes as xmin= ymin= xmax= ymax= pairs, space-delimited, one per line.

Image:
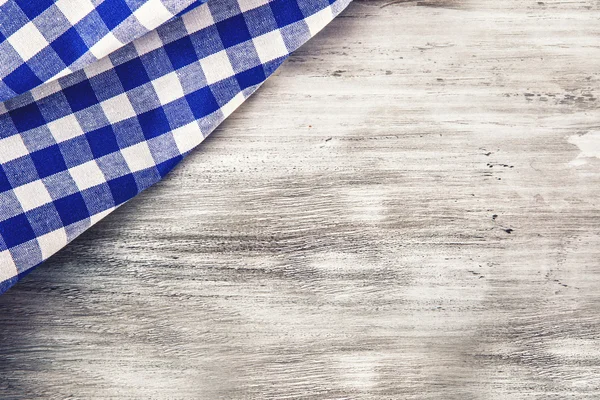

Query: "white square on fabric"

xmin=36 ymin=228 xmax=68 ymax=259
xmin=31 ymin=79 xmax=63 ymax=101
xmin=13 ymin=180 xmax=52 ymax=212
xmin=0 ymin=135 xmax=29 ymax=164
xmin=172 ymin=121 xmax=202 ymax=153
xmin=220 ymin=92 xmax=245 ymax=119
xmin=253 ymin=30 xmax=288 ymax=64
xmin=89 ymin=208 xmax=114 ymax=226
xmin=181 ymin=4 xmax=214 ymax=34
xmin=68 ymin=160 xmax=106 ymax=191
xmin=47 ymin=114 xmax=85 ymax=143
xmin=134 ymin=0 xmax=174 ymax=30
xmin=89 ymin=32 xmax=123 ymax=59
xmin=84 ymin=55 xmax=114 ymax=79
xmin=200 ymin=50 xmax=234 ymax=85
xmin=151 ymin=71 xmax=184 ymax=105
xmin=303 ymin=6 xmax=334 ymax=36
xmin=120 ymin=141 xmax=155 ymax=172
xmin=133 ymin=29 xmax=163 ymax=56
xmin=7 ymin=22 xmax=49 ymax=61
xmin=238 ymin=0 xmax=271 ymax=12
xmin=55 ymin=0 xmax=95 ymax=24
xmin=48 ymin=67 xmax=73 ymax=83
xmin=100 ymin=93 xmax=136 ymax=123
xmin=0 ymin=250 xmax=17 ymax=282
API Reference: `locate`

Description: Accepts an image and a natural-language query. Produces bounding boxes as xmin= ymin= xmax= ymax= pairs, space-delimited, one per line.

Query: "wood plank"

xmin=1 ymin=0 xmax=599 ymax=397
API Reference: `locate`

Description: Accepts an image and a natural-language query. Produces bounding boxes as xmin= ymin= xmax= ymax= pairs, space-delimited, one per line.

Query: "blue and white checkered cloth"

xmin=0 ymin=0 xmax=208 ymax=102
xmin=0 ymin=0 xmax=351 ymax=294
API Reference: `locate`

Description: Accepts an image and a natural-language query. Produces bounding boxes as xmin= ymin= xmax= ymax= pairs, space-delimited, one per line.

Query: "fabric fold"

xmin=0 ymin=0 xmax=208 ymax=102
xmin=0 ymin=0 xmax=352 ymax=294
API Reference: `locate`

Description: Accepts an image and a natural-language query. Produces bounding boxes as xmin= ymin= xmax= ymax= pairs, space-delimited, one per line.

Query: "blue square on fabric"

xmin=111 ymin=18 xmax=146 ymax=44
xmin=59 ymin=69 xmax=87 ymax=88
xmin=243 ymin=7 xmax=277 ymax=38
xmin=60 ymin=136 xmax=94 ymax=167
xmin=64 ymin=219 xmax=91 ymax=242
xmin=0 ymin=191 xmax=23 ymax=221
xmin=0 ymin=214 xmax=36 ymax=248
xmin=108 ymin=42 xmax=139 ymax=66
xmin=75 ymin=12 xmax=110 ymax=46
xmin=164 ymin=36 xmax=198 ymax=70
xmin=19 ymin=127 xmax=56 ymax=153
xmin=89 ymin=70 xmax=124 ymax=102
xmin=147 ymin=132 xmax=180 ymax=164
xmin=210 ymin=77 xmax=241 ymax=106
xmin=126 ymin=84 xmax=160 ymax=114
xmin=30 ymin=145 xmax=68 ymax=178
xmin=16 ymin=0 xmax=54 ymax=19
xmin=176 ymin=62 xmax=207 ymax=94
xmin=86 ymin=126 xmax=120 ymax=158
xmin=132 ymin=167 xmax=160 ymax=192
xmin=3 ymin=157 xmax=38 ymax=188
xmin=53 ymin=192 xmax=89 ymax=226
xmin=96 ymin=0 xmax=131 ymax=29
xmin=63 ymin=80 xmax=98 ymax=112
xmin=280 ymin=22 xmax=311 ymax=52
xmin=155 ymin=17 xmax=188 ymax=44
xmin=42 ymin=171 xmax=79 ymax=200
xmin=9 ymin=102 xmax=45 ymax=132
xmin=96 ymin=152 xmax=130 ymax=180
xmin=0 ymin=113 xmax=18 ymax=139
xmin=236 ymin=65 xmax=266 ymax=90
xmin=270 ymin=0 xmax=305 ymax=27
xmin=262 ymin=58 xmax=285 ymax=77
xmin=4 ymin=64 xmax=43 ymax=95
xmin=138 ymin=108 xmax=171 ymax=140
xmin=108 ymin=174 xmax=138 ymax=205
xmin=4 ymin=91 xmax=35 ymax=112
xmin=156 ymin=155 xmax=183 ymax=178
xmin=31 ymin=5 xmax=69 ymax=42
xmin=161 ymin=98 xmax=194 ymax=128
xmin=186 ymin=86 xmax=220 ymax=119
xmin=26 ymin=203 xmax=63 ymax=237
xmin=297 ymin=0 xmax=330 ymax=16
xmin=51 ymin=27 xmax=89 ymax=66
xmin=216 ymin=14 xmax=252 ymax=48
xmin=11 ymin=239 xmax=43 ymax=273
xmin=189 ymin=26 xmax=223 ymax=59
xmin=207 ymin=0 xmax=241 ymax=22
xmin=112 ymin=118 xmax=145 ymax=148
xmin=0 ymin=81 xmax=16 ymax=104
xmin=0 ymin=165 xmax=11 ymax=193
xmin=114 ymin=58 xmax=151 ymax=91
xmin=75 ymin=104 xmax=110 ymax=132
xmin=81 ymin=183 xmax=114 ymax=215
xmin=197 ymin=108 xmax=223 ymax=135
xmin=37 ymin=92 xmax=72 ymax=122
xmin=226 ymin=42 xmax=261 ymax=74
xmin=138 ymin=50 xmax=170 ymax=80
xmin=0 ymin=41 xmax=20 ymax=72
xmin=0 ymin=3 xmax=30 ymax=37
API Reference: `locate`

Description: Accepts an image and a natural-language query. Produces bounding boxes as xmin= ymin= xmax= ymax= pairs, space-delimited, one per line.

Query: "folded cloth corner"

xmin=0 ymin=0 xmax=352 ymax=294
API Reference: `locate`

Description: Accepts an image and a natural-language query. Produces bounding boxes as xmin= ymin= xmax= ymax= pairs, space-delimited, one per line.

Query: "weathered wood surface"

xmin=2 ymin=0 xmax=600 ymax=398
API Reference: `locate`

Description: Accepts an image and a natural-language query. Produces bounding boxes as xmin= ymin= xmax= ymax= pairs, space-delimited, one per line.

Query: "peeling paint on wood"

xmin=1 ymin=0 xmax=600 ymax=398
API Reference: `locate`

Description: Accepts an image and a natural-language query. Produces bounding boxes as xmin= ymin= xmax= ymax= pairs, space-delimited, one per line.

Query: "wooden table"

xmin=1 ymin=0 xmax=599 ymax=397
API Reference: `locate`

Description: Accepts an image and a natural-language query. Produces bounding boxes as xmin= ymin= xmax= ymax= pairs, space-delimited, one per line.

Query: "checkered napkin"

xmin=0 ymin=0 xmax=351 ymax=293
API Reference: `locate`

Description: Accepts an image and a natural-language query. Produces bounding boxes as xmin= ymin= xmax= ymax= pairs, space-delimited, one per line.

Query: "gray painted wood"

xmin=2 ymin=0 xmax=600 ymax=398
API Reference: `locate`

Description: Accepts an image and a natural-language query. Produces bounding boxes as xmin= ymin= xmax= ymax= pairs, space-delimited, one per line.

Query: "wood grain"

xmin=1 ymin=0 xmax=600 ymax=398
